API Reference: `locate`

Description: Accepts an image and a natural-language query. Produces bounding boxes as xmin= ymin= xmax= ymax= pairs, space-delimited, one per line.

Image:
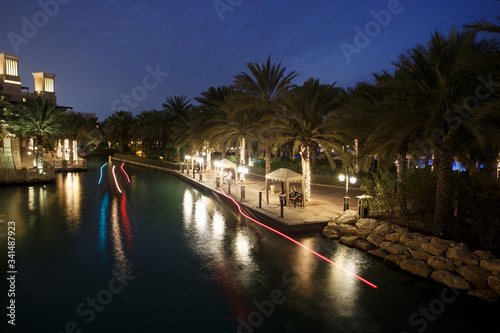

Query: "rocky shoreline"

xmin=322 ymin=211 xmax=500 ymax=303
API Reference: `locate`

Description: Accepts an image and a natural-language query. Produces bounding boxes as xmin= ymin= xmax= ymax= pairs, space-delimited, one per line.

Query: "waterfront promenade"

xmin=112 ymin=155 xmax=367 ymax=230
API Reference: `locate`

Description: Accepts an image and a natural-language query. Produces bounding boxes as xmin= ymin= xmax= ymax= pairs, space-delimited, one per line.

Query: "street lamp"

xmin=214 ymin=161 xmax=221 ymax=187
xmin=197 ymin=158 xmax=204 ymax=181
xmin=339 ymin=170 xmax=356 ymax=211
xmin=185 ymin=155 xmax=191 ymax=175
xmin=238 ymin=166 xmax=248 ymax=200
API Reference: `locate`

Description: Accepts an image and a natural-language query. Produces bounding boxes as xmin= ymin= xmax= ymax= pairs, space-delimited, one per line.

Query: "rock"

xmin=355 ymin=238 xmax=375 ymax=251
xmin=487 ymin=275 xmax=500 ymax=296
xmin=367 ymin=234 xmax=386 ymax=247
xmin=421 ymin=242 xmax=449 ymax=257
xmin=480 ymin=259 xmax=500 ymax=274
xmin=408 ymin=247 xmax=431 ymax=261
xmin=392 ymin=224 xmax=409 ymax=234
xmin=473 ymin=250 xmax=496 ymax=261
xmin=380 ymin=241 xmax=408 ymax=255
xmin=355 ymin=218 xmax=378 ymax=230
xmin=456 ymin=265 xmax=491 ymax=289
xmin=325 ymin=222 xmax=340 ymax=231
xmin=374 ymin=223 xmax=393 ymax=236
xmin=446 ymin=246 xmax=479 ymax=266
xmin=385 ymin=232 xmax=403 ymax=242
xmin=430 ymin=270 xmax=471 ymax=291
xmin=467 ymin=289 xmax=499 ymax=303
xmin=335 ymin=210 xmax=358 ymax=225
xmin=400 ymin=259 xmax=433 ymax=278
xmin=338 ymin=224 xmax=358 ymax=235
xmin=339 ymin=235 xmax=358 ymax=247
xmin=368 ymin=248 xmax=388 ymax=259
xmin=401 ymin=233 xmax=429 ymax=248
xmin=385 ymin=254 xmax=410 ymax=265
xmin=427 ymin=237 xmax=455 ymax=246
xmin=427 ymin=256 xmax=455 ymax=272
xmin=323 ymin=229 xmax=341 ymax=239
xmin=356 ymin=229 xmax=372 ymax=240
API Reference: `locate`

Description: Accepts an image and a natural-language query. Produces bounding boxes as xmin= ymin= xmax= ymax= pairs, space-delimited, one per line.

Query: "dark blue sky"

xmin=1 ymin=0 xmax=498 ymax=120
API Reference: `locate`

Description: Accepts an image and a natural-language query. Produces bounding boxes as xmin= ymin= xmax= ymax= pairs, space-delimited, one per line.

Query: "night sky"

xmin=1 ymin=0 xmax=498 ymax=120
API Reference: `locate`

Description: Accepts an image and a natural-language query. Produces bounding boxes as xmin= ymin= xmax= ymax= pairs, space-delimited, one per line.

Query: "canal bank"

xmin=111 ymin=154 xmax=357 ymax=233
xmin=112 ymin=154 xmax=500 ymax=305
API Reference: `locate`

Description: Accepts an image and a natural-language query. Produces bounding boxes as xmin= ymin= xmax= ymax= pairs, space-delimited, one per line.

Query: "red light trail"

xmin=120 ymin=162 xmax=131 ymax=183
xmin=218 ymin=187 xmax=378 ymax=289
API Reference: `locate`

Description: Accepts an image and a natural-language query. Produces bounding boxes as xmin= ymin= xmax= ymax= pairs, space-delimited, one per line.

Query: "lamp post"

xmin=185 ymin=155 xmax=191 ymax=175
xmin=238 ymin=166 xmax=248 ymax=200
xmin=339 ymin=168 xmax=356 ymax=211
xmin=197 ymin=158 xmax=204 ymax=181
xmin=214 ymin=161 xmax=221 ymax=188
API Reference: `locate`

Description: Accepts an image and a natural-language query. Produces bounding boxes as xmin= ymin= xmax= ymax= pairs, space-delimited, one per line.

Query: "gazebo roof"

xmin=265 ymin=168 xmax=303 ymax=183
xmin=219 ymin=159 xmax=236 ymax=168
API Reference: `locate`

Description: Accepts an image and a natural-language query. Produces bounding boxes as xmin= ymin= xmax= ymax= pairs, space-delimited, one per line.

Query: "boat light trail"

xmin=98 ymin=162 xmax=107 ymax=184
xmin=112 ymin=165 xmax=122 ymax=193
xmin=120 ymin=162 xmax=131 ymax=183
xmin=218 ymin=187 xmax=378 ymax=289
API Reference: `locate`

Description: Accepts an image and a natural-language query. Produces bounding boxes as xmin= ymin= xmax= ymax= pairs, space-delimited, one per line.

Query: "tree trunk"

xmin=433 ymin=139 xmax=455 ymax=237
xmin=265 ymin=145 xmax=272 ymax=175
xmin=300 ymin=145 xmax=311 ymax=201
xmin=311 ymin=142 xmax=317 ymax=171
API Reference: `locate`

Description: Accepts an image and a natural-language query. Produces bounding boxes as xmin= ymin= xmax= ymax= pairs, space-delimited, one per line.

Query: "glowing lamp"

xmin=350 ymin=176 xmax=356 ymax=184
xmin=338 ymin=174 xmax=345 ymax=182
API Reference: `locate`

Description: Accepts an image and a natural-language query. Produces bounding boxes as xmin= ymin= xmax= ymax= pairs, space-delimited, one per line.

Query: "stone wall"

xmin=323 ymin=210 xmax=500 ymax=303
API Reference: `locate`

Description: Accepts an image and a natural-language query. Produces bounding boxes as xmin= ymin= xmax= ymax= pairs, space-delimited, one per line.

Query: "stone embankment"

xmin=323 ymin=211 xmax=500 ymax=303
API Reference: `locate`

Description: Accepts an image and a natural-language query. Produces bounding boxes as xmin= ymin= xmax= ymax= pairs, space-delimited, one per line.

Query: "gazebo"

xmin=216 ymin=158 xmax=239 ymax=182
xmin=265 ymin=168 xmax=305 ymax=207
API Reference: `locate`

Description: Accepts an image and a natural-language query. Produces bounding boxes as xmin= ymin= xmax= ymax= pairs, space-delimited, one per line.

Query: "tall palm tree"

xmin=7 ymin=97 xmax=66 ymax=169
xmin=102 ymin=110 xmax=135 ymax=153
xmin=134 ymin=110 xmax=160 ymax=156
xmin=276 ymin=78 xmax=345 ymax=201
xmin=60 ymin=112 xmax=100 ymax=161
xmin=388 ymin=28 xmax=500 ymax=236
xmin=232 ymin=56 xmax=298 ymax=174
xmin=464 ymin=1 xmax=500 ymax=35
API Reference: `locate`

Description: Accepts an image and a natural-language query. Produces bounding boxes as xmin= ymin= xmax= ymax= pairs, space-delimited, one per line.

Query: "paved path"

xmin=177 ymin=169 xmax=366 ymax=228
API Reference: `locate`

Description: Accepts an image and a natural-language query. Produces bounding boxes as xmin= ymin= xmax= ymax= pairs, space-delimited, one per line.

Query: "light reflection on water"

xmin=58 ymin=172 xmax=82 ymax=235
xmin=3 ymin=158 xmax=497 ymax=332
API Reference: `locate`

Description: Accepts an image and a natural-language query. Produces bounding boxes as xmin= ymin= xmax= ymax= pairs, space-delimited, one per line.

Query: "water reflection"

xmin=57 ymin=173 xmax=82 ymax=235
xmin=181 ymin=188 xmax=255 ymax=319
xmin=98 ymin=177 xmax=135 ymax=276
xmin=99 ymin=192 xmax=110 ymax=260
xmin=326 ymin=246 xmax=364 ymax=317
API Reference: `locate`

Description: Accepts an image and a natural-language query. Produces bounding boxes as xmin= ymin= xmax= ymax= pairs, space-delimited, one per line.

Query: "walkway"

xmin=175 ymin=168 xmax=366 ymax=229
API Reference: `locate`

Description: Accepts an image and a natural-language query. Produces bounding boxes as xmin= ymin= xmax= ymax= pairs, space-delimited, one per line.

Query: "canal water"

xmin=0 ymin=156 xmax=498 ymax=332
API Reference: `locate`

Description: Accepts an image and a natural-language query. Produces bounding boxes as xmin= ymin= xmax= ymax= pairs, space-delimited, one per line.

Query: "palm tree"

xmin=61 ymin=112 xmax=100 ymax=158
xmin=202 ymin=103 xmax=265 ymax=167
xmin=7 ymin=97 xmax=66 ymax=169
xmin=102 ymin=110 xmax=135 ymax=153
xmin=232 ymin=56 xmax=298 ymax=174
xmin=276 ymin=78 xmax=345 ymax=201
xmin=388 ymin=28 xmax=500 ymax=236
xmin=133 ymin=110 xmax=159 ymax=156
xmin=464 ymin=1 xmax=500 ymax=35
